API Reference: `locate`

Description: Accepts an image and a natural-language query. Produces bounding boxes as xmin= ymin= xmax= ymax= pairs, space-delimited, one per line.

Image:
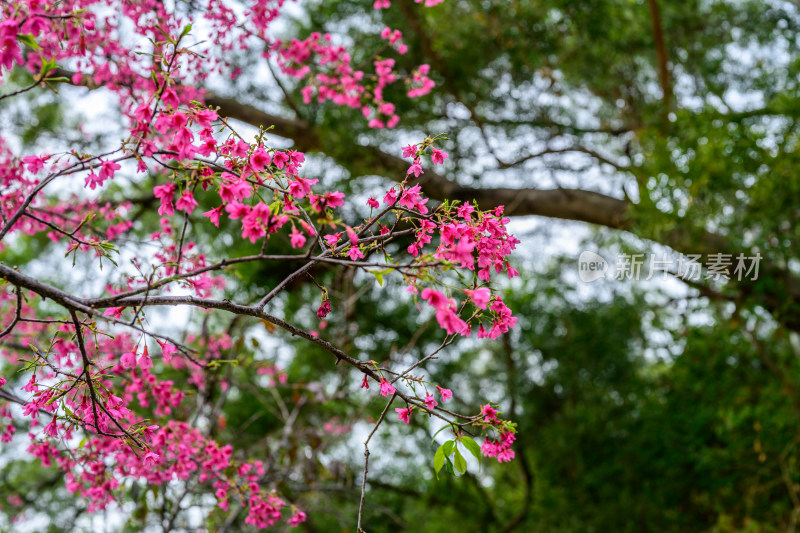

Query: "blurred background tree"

xmin=4 ymin=0 xmax=800 ymax=531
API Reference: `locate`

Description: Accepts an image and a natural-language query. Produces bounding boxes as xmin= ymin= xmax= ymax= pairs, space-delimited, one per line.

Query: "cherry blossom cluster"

xmin=0 ymin=0 xmax=521 ymax=527
xmin=0 ymin=312 xmax=306 ymax=526
xmin=276 ymin=31 xmax=434 ymax=129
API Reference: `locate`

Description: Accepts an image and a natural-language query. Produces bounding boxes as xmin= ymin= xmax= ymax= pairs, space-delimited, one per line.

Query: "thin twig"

xmin=357 ymin=393 xmax=397 ymax=532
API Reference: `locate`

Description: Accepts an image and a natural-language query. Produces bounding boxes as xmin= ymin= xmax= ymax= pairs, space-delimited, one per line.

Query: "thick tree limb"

xmin=32 ymin=74 xmax=800 ymax=330
xmin=205 ymin=94 xmax=631 ymax=224
xmin=646 ymin=0 xmax=672 ymax=106
xmin=206 ymin=95 xmax=800 ymax=332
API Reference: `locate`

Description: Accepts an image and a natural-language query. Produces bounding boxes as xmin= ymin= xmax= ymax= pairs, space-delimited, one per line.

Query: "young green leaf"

xmin=433 ymin=444 xmax=445 ymax=479
xmin=17 ymin=34 xmax=41 ymax=51
xmin=445 ymin=455 xmax=455 ymax=476
xmin=460 ymin=435 xmax=482 ymax=462
xmin=454 ymin=448 xmax=467 ymax=475
xmin=442 ymin=439 xmax=455 ymax=456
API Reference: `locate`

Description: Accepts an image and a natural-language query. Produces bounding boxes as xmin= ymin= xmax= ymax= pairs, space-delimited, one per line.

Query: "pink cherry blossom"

xmin=317 ymin=299 xmax=331 ymax=318
xmin=175 ymin=191 xmax=199 ymax=213
xmin=120 ymin=351 xmax=137 ymax=369
xmin=424 ymin=393 xmax=438 ymax=410
xmin=290 ymin=228 xmax=307 ymax=248
xmin=407 ymin=158 xmax=423 ymax=177
xmin=436 ymin=385 xmax=453 ymax=402
xmin=464 ymin=287 xmax=491 ymax=309
xmin=288 ymin=510 xmax=307 ymax=527
xmin=431 ymin=148 xmax=448 ymax=165
xmin=395 ymin=407 xmax=411 ymax=424
xmin=380 ymin=379 xmax=396 ymax=397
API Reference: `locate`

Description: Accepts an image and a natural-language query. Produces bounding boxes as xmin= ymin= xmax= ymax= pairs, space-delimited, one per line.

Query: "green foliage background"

xmin=4 ymin=0 xmax=800 ymax=531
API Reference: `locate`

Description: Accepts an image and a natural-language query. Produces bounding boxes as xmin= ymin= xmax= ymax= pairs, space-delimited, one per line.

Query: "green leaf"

xmin=39 ymin=56 xmax=58 ymax=78
xmin=17 ymin=34 xmax=40 ymax=51
xmin=433 ymin=444 xmax=445 ymax=479
xmin=460 ymin=435 xmax=482 ymax=462
xmin=442 ymin=439 xmax=455 ymax=456
xmin=445 ymin=455 xmax=455 ymax=476
xmin=366 ymin=268 xmax=392 ymax=286
xmin=454 ymin=448 xmax=467 ymax=475
xmin=180 ymin=23 xmax=193 ymax=37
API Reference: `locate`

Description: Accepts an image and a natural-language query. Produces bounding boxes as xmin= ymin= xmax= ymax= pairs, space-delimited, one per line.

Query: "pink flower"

xmin=22 ymin=402 xmax=38 ymax=418
xmin=464 ymin=287 xmax=491 ymax=309
xmin=324 ymin=191 xmax=345 ymax=209
xmin=154 ymin=183 xmax=176 ymax=216
xmin=457 ymin=203 xmax=475 ymax=220
xmin=157 ymin=341 xmax=177 ymax=363
xmin=395 ymin=407 xmax=411 ymax=424
xmin=367 ymin=197 xmax=379 ymax=209
xmin=287 ymin=177 xmax=318 ymax=199
xmin=120 ymin=351 xmax=137 ymax=369
xmin=84 ymin=172 xmax=104 ymax=190
xmin=402 ymin=144 xmax=417 ymax=158
xmin=431 ymin=148 xmax=448 ymax=165
xmin=194 ymin=109 xmax=218 ymax=127
xmin=99 ymin=159 xmax=121 ymax=181
xmin=323 ymin=233 xmax=341 ymax=247
xmin=436 ymin=385 xmax=453 ymax=402
xmin=347 ymin=247 xmax=365 ymax=261
xmin=424 ymin=393 xmax=438 ymax=410
xmin=44 ymin=417 xmax=59 ymax=437
xmin=407 ymin=158 xmax=423 ymax=177
xmin=290 ymin=228 xmax=306 ymax=248
xmin=218 ymin=174 xmax=252 ymax=202
xmin=138 ymin=353 xmax=153 ymax=370
xmin=22 ymin=155 xmax=47 ymax=173
xmin=361 ymin=375 xmax=370 ymax=389
xmin=481 ymin=431 xmax=516 ymax=463
xmin=317 ymin=299 xmax=331 ymax=318
xmin=225 ymin=201 xmax=251 ymax=219
xmin=272 ymin=151 xmax=289 ymax=169
xmin=379 ymin=379 xmax=396 ymax=397
xmin=287 ymin=150 xmax=305 ymax=165
xmin=175 ymin=191 xmax=198 ymax=213
xmin=436 ymin=306 xmax=468 ymax=335
xmin=0 ymin=377 xmax=6 ymax=387
xmin=288 ymin=510 xmax=307 ymax=527
xmin=0 ymin=32 xmax=23 ymax=72
xmin=249 ymin=147 xmax=271 ymax=171
xmin=420 ymin=288 xmax=449 ymax=310
xmin=104 ymin=307 xmax=125 ymax=318
xmin=204 ymin=207 xmax=222 ymax=227
xmin=153 ymin=182 xmax=176 ymax=201
xmin=346 ymin=226 xmax=359 ymax=246
xmin=22 ymin=376 xmax=37 ymax=393
xmin=398 ymin=184 xmax=428 ymax=213
xmin=142 ymin=451 xmax=160 ymax=466
xmin=481 ymin=404 xmax=498 ymax=422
